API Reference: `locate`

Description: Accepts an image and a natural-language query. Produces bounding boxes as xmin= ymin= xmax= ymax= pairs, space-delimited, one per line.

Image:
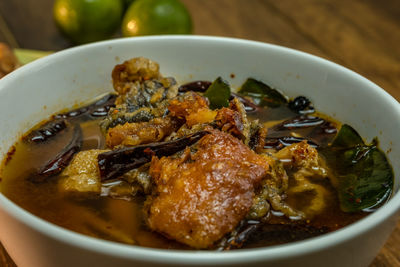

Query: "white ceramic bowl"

xmin=0 ymin=36 xmax=399 ymax=267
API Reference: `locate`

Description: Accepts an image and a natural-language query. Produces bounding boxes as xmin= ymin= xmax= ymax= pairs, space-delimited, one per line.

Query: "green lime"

xmin=122 ymin=0 xmax=192 ymax=37
xmin=53 ymin=0 xmax=123 ymax=44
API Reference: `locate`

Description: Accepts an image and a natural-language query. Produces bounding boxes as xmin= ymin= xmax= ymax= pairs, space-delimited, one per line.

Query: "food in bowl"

xmin=0 ymin=57 xmax=393 ymax=250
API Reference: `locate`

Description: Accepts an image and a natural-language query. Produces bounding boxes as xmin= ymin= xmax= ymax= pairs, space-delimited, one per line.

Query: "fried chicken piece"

xmin=168 ymin=92 xmax=217 ymax=127
xmin=105 ymin=116 xmax=182 ymax=148
xmin=146 ymin=128 xmax=270 ymax=248
xmin=0 ymin=43 xmax=19 ymax=78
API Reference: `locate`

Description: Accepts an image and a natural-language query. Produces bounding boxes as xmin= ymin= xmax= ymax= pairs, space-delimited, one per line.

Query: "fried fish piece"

xmin=112 ymin=57 xmax=161 ymax=94
xmin=146 ymin=128 xmax=270 ymax=248
xmin=214 ymin=98 xmax=250 ymax=142
xmin=168 ymin=91 xmax=217 ymax=127
xmin=101 ymin=57 xmax=179 ymax=131
xmin=105 ymin=116 xmax=181 ymax=148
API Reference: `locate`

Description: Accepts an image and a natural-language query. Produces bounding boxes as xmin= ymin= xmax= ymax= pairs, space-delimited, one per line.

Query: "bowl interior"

xmin=0 ymin=36 xmax=399 ymax=265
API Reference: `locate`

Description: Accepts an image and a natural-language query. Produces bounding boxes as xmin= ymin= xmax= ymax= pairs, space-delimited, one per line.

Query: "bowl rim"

xmin=1 ymin=35 xmax=400 ymax=265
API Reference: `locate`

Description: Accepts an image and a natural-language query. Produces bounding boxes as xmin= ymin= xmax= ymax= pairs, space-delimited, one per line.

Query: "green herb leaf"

xmin=238 ymin=78 xmax=287 ymax=108
xmin=321 ymin=124 xmax=393 ymax=212
xmin=203 ymin=77 xmax=231 ymax=110
xmin=331 ymin=124 xmax=364 ymax=148
xmin=337 ymin=146 xmax=393 ymax=212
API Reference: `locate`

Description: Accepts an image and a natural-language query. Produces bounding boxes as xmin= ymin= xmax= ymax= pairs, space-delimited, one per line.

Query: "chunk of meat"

xmin=166 ymin=123 xmax=208 ymax=141
xmin=146 ymin=128 xmax=270 ymax=248
xmin=100 ymin=78 xmax=178 ymax=131
xmin=105 ymin=116 xmax=182 ymax=148
xmin=168 ymin=92 xmax=217 ymax=127
xmin=59 ymin=149 xmax=108 ymax=194
xmin=112 ymin=57 xmax=161 ymax=94
xmin=252 ymin=155 xmax=304 ymax=220
xmin=274 ymin=141 xmax=329 ymax=217
xmin=214 ymin=98 xmax=250 ymax=142
xmin=248 ymin=120 xmax=268 ymax=153
xmin=274 ymin=140 xmax=327 ymax=176
xmin=114 ymin=77 xmax=178 ymax=107
xmin=101 ymin=57 xmax=178 ymax=131
xmin=168 ymin=93 xmax=252 ymax=140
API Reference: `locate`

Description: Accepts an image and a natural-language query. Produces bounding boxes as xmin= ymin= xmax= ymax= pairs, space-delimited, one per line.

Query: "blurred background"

xmin=0 ymin=0 xmax=399 ymax=100
xmin=0 ymin=0 xmax=399 ymax=266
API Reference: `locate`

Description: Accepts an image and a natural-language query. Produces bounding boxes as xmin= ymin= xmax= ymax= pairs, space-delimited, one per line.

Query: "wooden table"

xmin=0 ymin=0 xmax=399 ymax=266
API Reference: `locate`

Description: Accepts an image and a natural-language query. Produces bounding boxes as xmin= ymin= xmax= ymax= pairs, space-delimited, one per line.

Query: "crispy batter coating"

xmin=168 ymin=92 xmax=217 ymax=127
xmin=214 ymin=98 xmax=250 ymax=142
xmin=113 ymin=77 xmax=178 ymax=107
xmin=112 ymin=57 xmax=161 ymax=94
xmin=274 ymin=141 xmax=326 ymax=176
xmin=214 ymin=108 xmax=242 ymax=136
xmin=248 ymin=120 xmax=268 ymax=153
xmin=102 ymin=58 xmax=178 ymax=131
xmin=146 ymin=128 xmax=270 ymax=248
xmin=105 ymin=116 xmax=181 ymax=148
